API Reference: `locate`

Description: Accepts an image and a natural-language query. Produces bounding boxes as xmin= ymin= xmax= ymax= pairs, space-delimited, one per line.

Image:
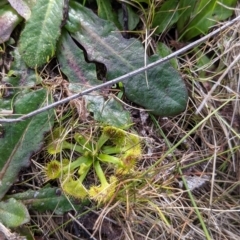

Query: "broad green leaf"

xmin=6 ymin=187 xmax=88 ymax=214
xmin=0 ymin=198 xmax=30 ymax=227
xmin=0 ymin=4 xmax=22 ymax=43
xmin=0 ymin=89 xmax=54 ymax=200
xmin=19 ymin=0 xmax=65 ymax=68
xmin=8 ymin=0 xmax=36 ymax=20
xmin=66 ymin=2 xmax=188 ymax=116
xmin=57 ymin=30 xmax=131 ymax=127
xmin=152 ymin=0 xmax=183 ymax=34
xmin=57 ymin=30 xmax=100 ymax=87
xmin=157 ymin=42 xmax=178 ymax=69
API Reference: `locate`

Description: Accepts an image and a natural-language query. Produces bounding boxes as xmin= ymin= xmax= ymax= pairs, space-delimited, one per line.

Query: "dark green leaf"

xmin=0 ymin=1 xmax=8 ymax=7
xmin=57 ymin=30 xmax=99 ymax=87
xmin=126 ymin=56 xmax=187 ymax=116
xmin=57 ymin=30 xmax=131 ymax=126
xmin=157 ymin=42 xmax=178 ymax=69
xmin=0 ymin=89 xmax=54 ymax=199
xmin=66 ymin=2 xmax=188 ymax=116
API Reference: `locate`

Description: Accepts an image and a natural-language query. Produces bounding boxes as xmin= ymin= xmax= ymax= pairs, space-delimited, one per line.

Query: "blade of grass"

xmin=178 ymin=166 xmax=211 ymax=240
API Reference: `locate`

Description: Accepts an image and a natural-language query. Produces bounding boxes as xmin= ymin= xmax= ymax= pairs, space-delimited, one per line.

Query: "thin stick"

xmin=1 ymin=15 xmax=240 ymax=123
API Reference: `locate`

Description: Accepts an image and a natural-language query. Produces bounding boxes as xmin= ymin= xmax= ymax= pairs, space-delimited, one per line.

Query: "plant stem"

xmin=94 ymin=160 xmax=108 ymax=186
xmin=62 ymin=156 xmax=90 ymax=173
xmin=98 ymin=153 xmax=122 ymax=166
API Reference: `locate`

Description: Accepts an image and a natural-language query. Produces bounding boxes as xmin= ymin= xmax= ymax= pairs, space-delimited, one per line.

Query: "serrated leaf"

xmin=0 ymin=89 xmax=54 ymax=200
xmin=0 ymin=4 xmax=22 ymax=43
xmin=66 ymin=2 xmax=188 ymax=116
xmin=19 ymin=0 xmax=64 ymax=68
xmin=57 ymin=30 xmax=131 ymax=126
xmin=0 ymin=198 xmax=30 ymax=227
xmin=8 ymin=0 xmax=36 ymax=20
xmin=6 ymin=187 xmax=88 ymax=214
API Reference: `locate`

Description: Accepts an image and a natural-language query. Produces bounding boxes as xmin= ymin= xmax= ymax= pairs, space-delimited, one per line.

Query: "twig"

xmin=1 ymin=15 xmax=240 ymax=123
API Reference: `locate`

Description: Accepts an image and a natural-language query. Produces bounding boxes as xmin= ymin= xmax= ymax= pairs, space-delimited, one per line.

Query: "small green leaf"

xmin=0 ymin=4 xmax=22 ymax=43
xmin=178 ymin=0 xmax=237 ymax=40
xmin=0 ymin=198 xmax=30 ymax=228
xmin=19 ymin=0 xmax=65 ymax=68
xmin=157 ymin=42 xmax=178 ymax=69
